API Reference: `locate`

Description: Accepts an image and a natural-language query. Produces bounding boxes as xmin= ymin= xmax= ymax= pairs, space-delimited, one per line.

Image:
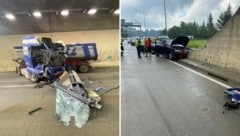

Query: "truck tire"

xmin=78 ymin=64 xmax=89 ymax=73
xmin=29 ymin=73 xmax=38 ymax=82
xmin=16 ymin=66 xmax=22 ymax=76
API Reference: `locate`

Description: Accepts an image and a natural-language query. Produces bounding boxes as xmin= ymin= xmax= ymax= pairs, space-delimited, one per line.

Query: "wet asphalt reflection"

xmin=121 ymin=43 xmax=240 ymax=136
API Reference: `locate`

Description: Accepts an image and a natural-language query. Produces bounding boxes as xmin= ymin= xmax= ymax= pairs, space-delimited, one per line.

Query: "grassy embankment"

xmin=187 ymin=39 xmax=207 ymax=49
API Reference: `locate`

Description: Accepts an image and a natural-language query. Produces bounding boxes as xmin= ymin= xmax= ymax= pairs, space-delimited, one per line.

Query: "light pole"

xmin=143 ymin=14 xmax=146 ymax=32
xmin=164 ymin=0 xmax=167 ymax=35
xmin=135 ymin=10 xmax=146 ymax=31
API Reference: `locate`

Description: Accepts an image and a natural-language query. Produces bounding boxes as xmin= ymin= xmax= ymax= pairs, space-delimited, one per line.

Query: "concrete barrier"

xmin=189 ymin=7 xmax=240 ymax=73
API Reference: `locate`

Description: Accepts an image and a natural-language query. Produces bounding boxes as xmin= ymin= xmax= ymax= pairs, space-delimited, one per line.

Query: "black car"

xmin=153 ymin=36 xmax=190 ymax=60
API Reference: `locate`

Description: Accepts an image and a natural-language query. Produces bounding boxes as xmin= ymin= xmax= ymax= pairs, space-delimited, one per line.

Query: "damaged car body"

xmin=153 ymin=36 xmax=190 ymax=60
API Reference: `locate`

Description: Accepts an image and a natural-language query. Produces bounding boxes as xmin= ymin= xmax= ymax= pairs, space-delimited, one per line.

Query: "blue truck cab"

xmin=15 ymin=36 xmax=65 ymax=82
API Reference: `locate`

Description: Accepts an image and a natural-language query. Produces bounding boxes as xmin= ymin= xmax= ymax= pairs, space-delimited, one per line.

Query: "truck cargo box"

xmin=65 ymin=43 xmax=98 ymax=60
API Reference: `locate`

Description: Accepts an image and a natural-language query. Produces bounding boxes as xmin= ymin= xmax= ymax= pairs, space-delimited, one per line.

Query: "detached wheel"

xmin=78 ymin=64 xmax=89 ymax=73
xmin=16 ymin=66 xmax=22 ymax=76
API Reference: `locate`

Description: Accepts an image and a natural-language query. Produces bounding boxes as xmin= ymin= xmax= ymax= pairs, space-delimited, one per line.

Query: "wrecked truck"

xmin=13 ymin=36 xmax=103 ymax=128
xmin=13 ymin=36 xmax=65 ymax=82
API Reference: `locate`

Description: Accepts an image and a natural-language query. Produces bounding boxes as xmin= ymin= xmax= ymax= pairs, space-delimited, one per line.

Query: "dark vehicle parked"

xmin=153 ymin=36 xmax=190 ymax=60
xmin=127 ymin=37 xmax=137 ymax=46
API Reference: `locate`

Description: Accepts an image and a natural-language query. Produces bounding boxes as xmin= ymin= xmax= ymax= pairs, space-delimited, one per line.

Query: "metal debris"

xmin=53 ymin=70 xmax=102 ymax=128
xmin=29 ymin=107 xmax=42 ymax=115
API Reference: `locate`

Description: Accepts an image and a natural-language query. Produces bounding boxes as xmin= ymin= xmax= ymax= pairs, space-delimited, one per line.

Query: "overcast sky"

xmin=121 ymin=0 xmax=240 ymax=30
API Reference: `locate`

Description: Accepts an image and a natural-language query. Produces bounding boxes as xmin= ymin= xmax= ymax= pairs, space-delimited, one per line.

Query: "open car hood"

xmin=170 ymin=36 xmax=189 ymax=47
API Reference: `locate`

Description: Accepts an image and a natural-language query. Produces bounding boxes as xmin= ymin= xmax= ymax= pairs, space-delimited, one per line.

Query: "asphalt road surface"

xmin=121 ymin=43 xmax=240 ymax=136
xmin=0 ymin=67 xmax=119 ymax=136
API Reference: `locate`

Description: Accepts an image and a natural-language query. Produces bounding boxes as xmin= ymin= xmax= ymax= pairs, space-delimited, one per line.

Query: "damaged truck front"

xmin=13 ymin=36 xmax=102 ymax=128
xmin=13 ymin=36 xmax=65 ymax=82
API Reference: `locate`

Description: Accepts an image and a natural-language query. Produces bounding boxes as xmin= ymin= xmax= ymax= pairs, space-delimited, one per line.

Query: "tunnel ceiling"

xmin=0 ymin=0 xmax=119 ymax=35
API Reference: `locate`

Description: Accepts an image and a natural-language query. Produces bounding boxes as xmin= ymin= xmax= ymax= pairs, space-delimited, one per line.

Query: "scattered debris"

xmin=202 ymin=108 xmax=208 ymax=111
xmin=53 ymin=70 xmax=102 ymax=128
xmin=29 ymin=107 xmax=42 ymax=115
xmin=95 ymin=86 xmax=103 ymax=92
xmin=100 ymin=86 xmax=119 ymax=96
xmin=223 ymin=87 xmax=240 ymax=113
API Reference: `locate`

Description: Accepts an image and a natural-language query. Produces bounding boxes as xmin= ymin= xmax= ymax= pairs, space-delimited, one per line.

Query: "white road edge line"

xmin=169 ymin=60 xmax=231 ymax=88
xmin=0 ymin=84 xmax=35 ymax=88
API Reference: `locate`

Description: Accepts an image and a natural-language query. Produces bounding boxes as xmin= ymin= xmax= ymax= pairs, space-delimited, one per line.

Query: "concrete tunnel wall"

xmin=189 ymin=7 xmax=240 ymax=73
xmin=0 ymin=29 xmax=119 ymax=72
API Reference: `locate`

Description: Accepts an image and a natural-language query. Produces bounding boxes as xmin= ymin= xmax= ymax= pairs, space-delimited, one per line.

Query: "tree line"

xmin=165 ymin=4 xmax=232 ymax=39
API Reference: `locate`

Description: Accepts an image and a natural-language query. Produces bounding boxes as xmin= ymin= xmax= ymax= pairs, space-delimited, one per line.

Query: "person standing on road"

xmin=144 ymin=37 xmax=147 ymax=56
xmin=135 ymin=38 xmax=142 ymax=58
xmin=145 ymin=37 xmax=152 ymax=57
xmin=121 ymin=39 xmax=124 ymax=56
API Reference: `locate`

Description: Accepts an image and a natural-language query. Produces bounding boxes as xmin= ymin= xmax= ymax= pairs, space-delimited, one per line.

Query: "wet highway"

xmin=121 ymin=43 xmax=240 ymax=136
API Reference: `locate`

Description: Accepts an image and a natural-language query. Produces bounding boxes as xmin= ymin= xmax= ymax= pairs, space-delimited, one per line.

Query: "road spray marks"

xmin=169 ymin=60 xmax=231 ymax=88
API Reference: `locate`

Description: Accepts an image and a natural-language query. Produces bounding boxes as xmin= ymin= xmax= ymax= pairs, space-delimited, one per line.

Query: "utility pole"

xmin=143 ymin=14 xmax=146 ymax=32
xmin=135 ymin=10 xmax=147 ymax=31
xmin=164 ymin=0 xmax=167 ymax=35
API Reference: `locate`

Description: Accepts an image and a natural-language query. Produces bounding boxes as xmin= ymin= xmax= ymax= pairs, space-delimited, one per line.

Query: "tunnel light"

xmin=61 ymin=10 xmax=69 ymax=16
xmin=114 ymin=9 xmax=119 ymax=14
xmin=88 ymin=8 xmax=97 ymax=15
xmin=33 ymin=11 xmax=41 ymax=18
xmin=5 ymin=13 xmax=15 ymax=20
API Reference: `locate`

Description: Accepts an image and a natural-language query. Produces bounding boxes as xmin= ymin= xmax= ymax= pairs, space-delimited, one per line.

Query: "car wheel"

xmin=168 ymin=52 xmax=174 ymax=60
xmin=78 ymin=64 xmax=89 ymax=73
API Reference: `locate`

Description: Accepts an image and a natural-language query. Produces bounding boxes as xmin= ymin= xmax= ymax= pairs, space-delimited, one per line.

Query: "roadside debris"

xmin=223 ymin=87 xmax=240 ymax=113
xmin=95 ymin=86 xmax=103 ymax=92
xmin=54 ymin=70 xmax=102 ymax=128
xmin=100 ymin=86 xmax=119 ymax=96
xmin=202 ymin=108 xmax=208 ymax=111
xmin=29 ymin=107 xmax=42 ymax=115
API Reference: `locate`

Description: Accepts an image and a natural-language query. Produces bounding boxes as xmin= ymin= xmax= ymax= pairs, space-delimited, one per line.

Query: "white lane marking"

xmin=0 ymin=84 xmax=35 ymax=88
xmin=169 ymin=60 xmax=231 ymax=88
